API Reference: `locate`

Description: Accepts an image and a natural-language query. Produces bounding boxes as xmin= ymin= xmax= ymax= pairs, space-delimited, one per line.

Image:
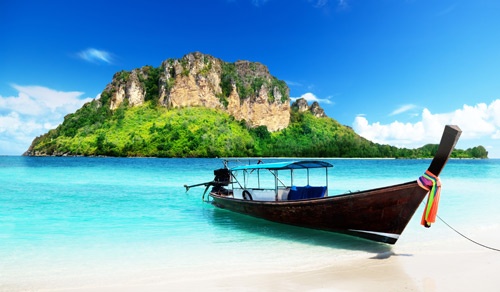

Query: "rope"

xmin=437 ymin=214 xmax=500 ymax=252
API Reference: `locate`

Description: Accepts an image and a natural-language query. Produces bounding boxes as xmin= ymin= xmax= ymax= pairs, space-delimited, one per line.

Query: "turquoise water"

xmin=1 ymin=157 xmax=499 ymax=290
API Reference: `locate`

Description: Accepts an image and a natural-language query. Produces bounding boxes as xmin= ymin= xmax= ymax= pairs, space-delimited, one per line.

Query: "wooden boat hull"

xmin=201 ymin=125 xmax=461 ymax=244
xmin=210 ymin=181 xmax=427 ymax=244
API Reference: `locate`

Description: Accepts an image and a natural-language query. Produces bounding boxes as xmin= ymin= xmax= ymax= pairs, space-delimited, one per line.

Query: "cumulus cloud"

xmin=0 ymin=85 xmax=94 ymax=154
xmin=77 ymin=48 xmax=113 ymax=64
xmin=291 ymin=92 xmax=333 ymax=105
xmin=353 ymin=100 xmax=500 ymax=153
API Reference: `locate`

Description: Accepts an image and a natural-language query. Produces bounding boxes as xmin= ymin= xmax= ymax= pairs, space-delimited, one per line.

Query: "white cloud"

xmin=251 ymin=0 xmax=269 ymax=7
xmin=77 ymin=48 xmax=113 ymax=64
xmin=337 ymin=0 xmax=349 ymax=9
xmin=0 ymin=85 xmax=94 ymax=155
xmin=313 ymin=0 xmax=328 ymax=8
xmin=308 ymin=0 xmax=331 ymax=8
xmin=307 ymin=0 xmax=349 ymax=10
xmin=390 ymin=104 xmax=417 ymax=116
xmin=353 ymin=100 xmax=500 ymax=156
xmin=436 ymin=4 xmax=457 ymax=16
xmin=291 ymin=92 xmax=333 ymax=105
xmin=7 ymin=84 xmax=86 ymax=115
xmin=285 ymin=80 xmax=303 ymax=87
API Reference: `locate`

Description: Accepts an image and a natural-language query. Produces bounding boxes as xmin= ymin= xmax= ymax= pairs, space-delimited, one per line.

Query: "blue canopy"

xmin=230 ymin=160 xmax=333 ymax=171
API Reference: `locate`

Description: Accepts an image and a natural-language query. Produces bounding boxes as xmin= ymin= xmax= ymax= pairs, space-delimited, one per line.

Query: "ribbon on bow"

xmin=417 ymin=170 xmax=442 ymax=228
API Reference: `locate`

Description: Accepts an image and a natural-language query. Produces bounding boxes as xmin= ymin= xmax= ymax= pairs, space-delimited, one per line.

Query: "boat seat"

xmin=287 ymin=186 xmax=326 ymax=200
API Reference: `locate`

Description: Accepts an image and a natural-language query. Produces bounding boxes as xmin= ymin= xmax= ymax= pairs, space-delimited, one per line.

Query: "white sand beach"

xmin=53 ymin=236 xmax=499 ymax=292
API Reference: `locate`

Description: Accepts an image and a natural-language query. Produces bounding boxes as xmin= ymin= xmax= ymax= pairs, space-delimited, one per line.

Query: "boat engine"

xmin=213 ymin=168 xmax=230 ymax=186
xmin=212 ymin=168 xmax=231 ymax=196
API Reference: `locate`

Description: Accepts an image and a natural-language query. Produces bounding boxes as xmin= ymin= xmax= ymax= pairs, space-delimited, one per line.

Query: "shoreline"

xmin=41 ymin=246 xmax=499 ymax=292
xmin=5 ymin=239 xmax=498 ymax=292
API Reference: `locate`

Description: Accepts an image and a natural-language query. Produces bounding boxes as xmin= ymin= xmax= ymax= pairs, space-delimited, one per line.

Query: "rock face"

xmin=291 ymin=98 xmax=327 ymax=118
xmin=103 ymin=52 xmax=290 ymax=131
xmin=227 ymin=61 xmax=289 ymax=131
xmin=310 ymin=101 xmax=326 ymax=118
xmin=158 ymin=53 xmax=223 ymax=110
xmin=108 ymin=69 xmax=147 ymax=110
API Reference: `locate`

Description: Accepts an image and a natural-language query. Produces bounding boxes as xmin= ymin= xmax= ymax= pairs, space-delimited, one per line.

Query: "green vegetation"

xmin=28 ymin=101 xmax=488 ymax=159
xmin=141 ymin=65 xmax=162 ymax=105
xmin=29 ymin=101 xmax=255 ymax=157
xmin=25 ymin=53 xmax=486 ymax=159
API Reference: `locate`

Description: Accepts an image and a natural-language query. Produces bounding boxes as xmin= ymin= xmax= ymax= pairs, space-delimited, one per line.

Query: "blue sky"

xmin=1 ymin=0 xmax=500 ymax=157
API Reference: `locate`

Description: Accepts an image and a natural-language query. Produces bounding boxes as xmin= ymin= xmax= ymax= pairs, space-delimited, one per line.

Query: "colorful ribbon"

xmin=417 ymin=170 xmax=441 ymax=228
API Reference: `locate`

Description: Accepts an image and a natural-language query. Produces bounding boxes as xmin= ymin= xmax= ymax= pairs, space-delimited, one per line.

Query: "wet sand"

xmin=5 ymin=226 xmax=499 ymax=292
xmin=60 ymin=240 xmax=499 ymax=292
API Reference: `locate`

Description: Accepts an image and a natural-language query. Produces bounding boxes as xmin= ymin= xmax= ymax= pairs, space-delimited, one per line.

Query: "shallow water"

xmin=1 ymin=157 xmax=499 ymax=290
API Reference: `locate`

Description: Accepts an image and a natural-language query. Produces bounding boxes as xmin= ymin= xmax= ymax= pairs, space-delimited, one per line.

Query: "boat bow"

xmin=201 ymin=125 xmax=462 ymax=244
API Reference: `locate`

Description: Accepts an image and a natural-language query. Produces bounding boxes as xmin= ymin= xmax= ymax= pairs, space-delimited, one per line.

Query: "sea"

xmin=1 ymin=157 xmax=499 ymax=290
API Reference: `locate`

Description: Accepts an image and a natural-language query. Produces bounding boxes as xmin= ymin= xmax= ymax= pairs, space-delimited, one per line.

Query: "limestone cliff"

xmin=291 ymin=98 xmax=326 ymax=118
xmin=104 ymin=52 xmax=290 ymax=131
xmin=107 ymin=69 xmax=147 ymax=109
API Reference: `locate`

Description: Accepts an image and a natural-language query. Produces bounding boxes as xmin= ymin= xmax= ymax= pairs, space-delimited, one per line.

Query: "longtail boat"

xmin=185 ymin=125 xmax=461 ymax=244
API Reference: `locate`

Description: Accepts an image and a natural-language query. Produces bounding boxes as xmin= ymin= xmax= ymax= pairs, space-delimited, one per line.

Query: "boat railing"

xmin=231 ymin=185 xmax=328 ymax=201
